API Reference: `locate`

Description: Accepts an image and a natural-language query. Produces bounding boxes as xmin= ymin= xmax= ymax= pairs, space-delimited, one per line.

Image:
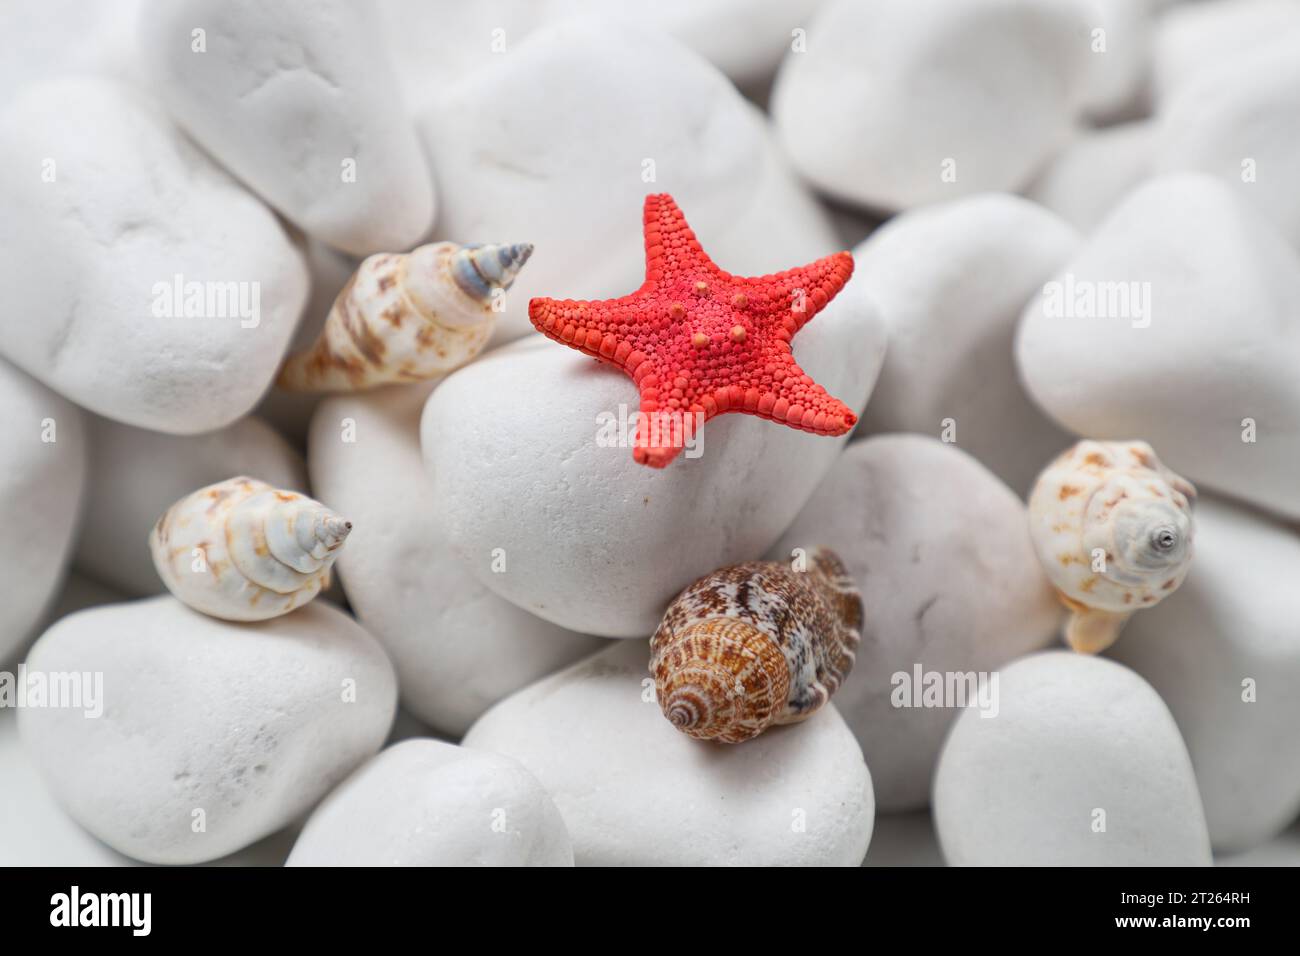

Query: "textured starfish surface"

xmin=528 ymin=194 xmax=857 ymax=467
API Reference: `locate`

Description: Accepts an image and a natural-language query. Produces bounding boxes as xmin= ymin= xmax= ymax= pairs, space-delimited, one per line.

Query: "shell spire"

xmin=448 ymin=242 xmax=533 ymax=305
xmin=1027 ymin=440 xmax=1196 ymax=654
xmin=150 ymin=476 xmax=350 ymax=622
xmin=277 ymin=240 xmax=533 ymax=392
xmin=650 ymin=548 xmax=862 ymax=744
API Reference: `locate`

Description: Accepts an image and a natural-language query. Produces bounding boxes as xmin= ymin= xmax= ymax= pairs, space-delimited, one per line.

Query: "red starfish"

xmin=528 ymin=194 xmax=858 ymax=468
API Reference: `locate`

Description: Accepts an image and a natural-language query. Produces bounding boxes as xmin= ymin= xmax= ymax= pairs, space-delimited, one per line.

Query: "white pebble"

xmin=1 ymin=705 xmax=297 ymax=865
xmin=1155 ymin=35 xmax=1300 ymax=253
xmin=18 ymin=597 xmax=396 ymax=864
xmin=1151 ymin=0 xmax=1300 ymax=105
xmin=0 ymin=360 xmax=85 ymax=664
xmin=0 ymin=0 xmax=141 ymax=99
xmin=772 ymin=0 xmax=1092 ymax=210
xmin=140 ymin=0 xmax=434 ymax=256
xmin=378 ymin=0 xmax=830 ymax=101
xmin=934 ymin=651 xmax=1212 ymax=865
xmin=0 ymin=78 xmax=308 ymax=434
xmin=287 ymin=738 xmax=573 ymax=866
xmin=1017 ymin=173 xmax=1300 ymax=520
xmin=464 ymin=641 xmax=875 ymax=866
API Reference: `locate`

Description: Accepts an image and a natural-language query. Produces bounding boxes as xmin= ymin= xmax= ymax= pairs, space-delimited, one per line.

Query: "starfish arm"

xmin=744 ymin=251 xmax=854 ymax=333
xmin=755 ymin=355 xmax=858 ymax=436
xmin=631 ymin=400 xmax=705 ymax=469
xmin=642 ymin=193 xmax=721 ymax=283
xmin=528 ymin=294 xmax=640 ymax=370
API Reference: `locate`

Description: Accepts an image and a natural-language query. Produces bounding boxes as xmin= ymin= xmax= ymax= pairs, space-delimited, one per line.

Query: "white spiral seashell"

xmin=149 ymin=477 xmax=351 ymax=622
xmin=1028 ymin=440 xmax=1196 ymax=654
xmin=277 ymin=240 xmax=533 ymax=392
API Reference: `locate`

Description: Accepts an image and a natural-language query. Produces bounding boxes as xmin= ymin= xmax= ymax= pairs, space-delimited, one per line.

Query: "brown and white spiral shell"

xmin=1028 ymin=440 xmax=1196 ymax=654
xmin=277 ymin=240 xmax=532 ymax=392
xmin=650 ymin=548 xmax=863 ymax=744
xmin=149 ymin=477 xmax=351 ymax=622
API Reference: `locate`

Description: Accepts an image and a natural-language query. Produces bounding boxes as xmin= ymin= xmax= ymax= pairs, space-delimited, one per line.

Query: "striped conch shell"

xmin=1028 ymin=440 xmax=1196 ymax=655
xmin=650 ymin=548 xmax=862 ymax=744
xmin=149 ymin=477 xmax=350 ymax=622
xmin=277 ymin=241 xmax=533 ymax=392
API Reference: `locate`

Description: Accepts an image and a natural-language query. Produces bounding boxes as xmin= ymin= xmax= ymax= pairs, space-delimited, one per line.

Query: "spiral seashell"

xmin=277 ymin=241 xmax=533 ymax=392
xmin=149 ymin=477 xmax=351 ymax=622
xmin=649 ymin=548 xmax=862 ymax=744
xmin=1028 ymin=440 xmax=1196 ymax=654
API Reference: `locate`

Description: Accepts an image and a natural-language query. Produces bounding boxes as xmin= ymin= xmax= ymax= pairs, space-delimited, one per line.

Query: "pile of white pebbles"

xmin=2 ymin=0 xmax=1299 ymax=867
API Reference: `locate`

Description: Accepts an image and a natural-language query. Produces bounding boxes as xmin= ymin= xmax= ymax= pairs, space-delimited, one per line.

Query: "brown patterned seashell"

xmin=650 ymin=548 xmax=863 ymax=744
xmin=277 ymin=241 xmax=532 ymax=392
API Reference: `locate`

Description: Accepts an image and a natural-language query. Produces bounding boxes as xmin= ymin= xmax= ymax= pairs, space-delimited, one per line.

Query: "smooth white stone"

xmin=1 ymin=708 xmax=297 ymax=865
xmin=1151 ymin=0 xmax=1300 ymax=105
xmin=0 ymin=707 xmax=132 ymax=866
xmin=74 ymin=415 xmax=306 ymax=597
xmin=1110 ymin=497 xmax=1300 ymax=852
xmin=853 ymin=195 xmax=1078 ymax=495
xmin=773 ymin=436 xmax=1062 ymax=810
xmin=0 ymin=78 xmax=308 ymax=434
xmin=421 ymin=277 xmax=886 ymax=638
xmin=17 ymin=597 xmax=396 ymax=864
xmin=0 ymin=0 xmax=142 ymax=98
xmin=1016 ymin=173 xmax=1300 ymax=519
xmin=287 ymin=738 xmax=573 ymax=866
xmin=0 ymin=360 xmax=86 ymax=665
xmin=416 ymin=17 xmax=840 ymax=344
xmin=463 ymin=641 xmax=875 ymax=866
xmin=378 ymin=1 xmax=830 ymax=101
xmin=772 ymin=0 xmax=1092 ymax=210
xmin=140 ymin=0 xmax=434 ymax=256
xmin=934 ymin=651 xmax=1212 ymax=866
xmin=601 ymin=0 xmax=831 ymax=88
xmin=1155 ymin=35 xmax=1300 ymax=253
xmin=309 ymin=383 xmax=606 ymax=736
xmin=1027 ymin=121 xmax=1157 ymax=234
